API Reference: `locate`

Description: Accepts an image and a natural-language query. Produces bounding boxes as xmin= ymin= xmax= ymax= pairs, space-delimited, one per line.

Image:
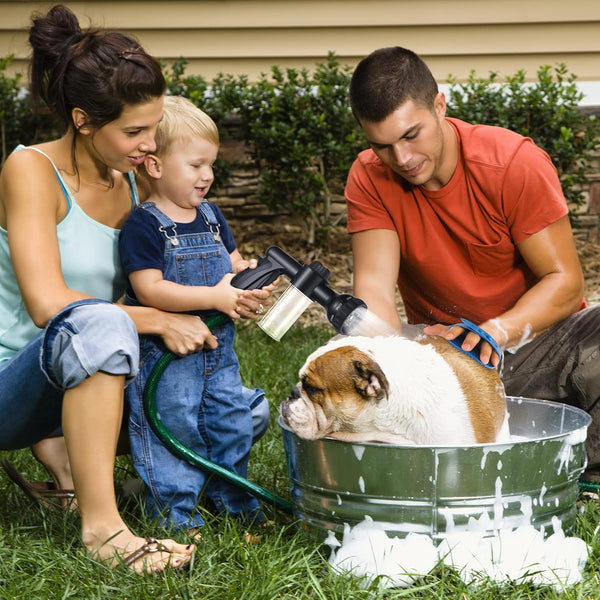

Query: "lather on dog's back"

xmin=280 ymin=335 xmax=510 ymax=445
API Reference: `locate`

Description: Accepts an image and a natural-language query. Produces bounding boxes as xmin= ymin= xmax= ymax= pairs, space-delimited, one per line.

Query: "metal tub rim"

xmin=278 ymin=396 xmax=591 ymax=541
xmin=278 ymin=396 xmax=591 ymax=447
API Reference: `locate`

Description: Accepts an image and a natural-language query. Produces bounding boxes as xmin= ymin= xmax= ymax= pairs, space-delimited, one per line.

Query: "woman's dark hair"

xmin=349 ymin=46 xmax=438 ymax=123
xmin=28 ymin=4 xmax=166 ymax=130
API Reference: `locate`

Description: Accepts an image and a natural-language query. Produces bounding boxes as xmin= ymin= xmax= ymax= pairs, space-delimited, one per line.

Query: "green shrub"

xmin=230 ymin=54 xmax=365 ymax=246
xmin=446 ymin=64 xmax=600 ymax=210
xmin=0 ymin=55 xmax=56 ymax=165
xmin=165 ymin=53 xmax=365 ymax=246
xmin=3 ymin=53 xmax=599 ymax=236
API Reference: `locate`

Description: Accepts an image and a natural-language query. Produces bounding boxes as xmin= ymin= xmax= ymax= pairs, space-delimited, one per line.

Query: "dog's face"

xmin=280 ymin=344 xmax=389 ymax=440
xmin=280 ymin=335 xmax=509 ymax=445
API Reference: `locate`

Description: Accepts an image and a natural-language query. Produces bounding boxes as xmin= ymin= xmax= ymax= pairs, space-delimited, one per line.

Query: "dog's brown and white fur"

xmin=280 ymin=335 xmax=510 ymax=445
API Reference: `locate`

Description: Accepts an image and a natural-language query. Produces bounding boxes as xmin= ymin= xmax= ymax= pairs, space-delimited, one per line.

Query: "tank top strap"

xmin=126 ymin=171 xmax=139 ymax=209
xmin=13 ymin=144 xmax=74 ymax=210
xmin=14 ymin=145 xmax=139 ymax=211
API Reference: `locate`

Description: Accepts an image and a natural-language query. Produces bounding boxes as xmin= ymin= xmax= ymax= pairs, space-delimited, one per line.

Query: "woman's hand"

xmin=235 ymin=278 xmax=281 ymax=320
xmin=160 ymin=312 xmax=218 ymax=356
xmin=229 ymin=250 xmax=281 ymax=319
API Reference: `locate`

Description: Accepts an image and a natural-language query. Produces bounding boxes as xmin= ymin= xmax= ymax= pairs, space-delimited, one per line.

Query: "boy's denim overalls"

xmin=126 ymin=202 xmax=267 ymax=531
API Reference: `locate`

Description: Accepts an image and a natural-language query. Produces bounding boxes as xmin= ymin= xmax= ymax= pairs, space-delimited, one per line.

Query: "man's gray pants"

xmin=502 ymin=305 xmax=600 ymax=466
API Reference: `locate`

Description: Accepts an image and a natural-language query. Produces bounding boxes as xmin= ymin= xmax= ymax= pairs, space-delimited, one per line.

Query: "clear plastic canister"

xmin=258 ymin=284 xmax=312 ymax=341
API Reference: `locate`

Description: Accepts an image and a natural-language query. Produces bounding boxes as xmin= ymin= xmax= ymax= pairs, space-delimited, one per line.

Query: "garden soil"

xmin=231 ymin=217 xmax=600 ymax=328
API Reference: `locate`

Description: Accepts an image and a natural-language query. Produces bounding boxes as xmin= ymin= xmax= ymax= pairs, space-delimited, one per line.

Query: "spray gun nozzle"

xmin=326 ymin=294 xmax=367 ymax=332
xmin=231 ymin=246 xmax=367 ymax=340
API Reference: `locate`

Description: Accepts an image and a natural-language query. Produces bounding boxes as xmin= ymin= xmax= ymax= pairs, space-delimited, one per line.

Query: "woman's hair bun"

xmin=27 ymin=4 xmax=165 ymax=130
xmin=29 ymin=4 xmax=84 ymax=58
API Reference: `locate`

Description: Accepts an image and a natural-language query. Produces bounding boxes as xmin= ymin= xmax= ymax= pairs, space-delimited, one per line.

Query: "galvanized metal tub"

xmin=279 ymin=397 xmax=591 ymax=542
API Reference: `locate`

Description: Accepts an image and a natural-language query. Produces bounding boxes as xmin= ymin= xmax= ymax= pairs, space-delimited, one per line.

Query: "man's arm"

xmin=427 ymin=215 xmax=584 ymax=364
xmin=485 ymin=215 xmax=584 ymax=345
xmin=351 ymin=228 xmax=403 ymax=331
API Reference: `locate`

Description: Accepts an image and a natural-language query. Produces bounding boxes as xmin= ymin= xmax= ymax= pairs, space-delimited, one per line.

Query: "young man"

xmin=345 ymin=46 xmax=600 ymax=466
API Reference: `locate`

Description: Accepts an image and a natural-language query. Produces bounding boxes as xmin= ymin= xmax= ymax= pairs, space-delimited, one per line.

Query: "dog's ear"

xmin=352 ymin=358 xmax=389 ymax=401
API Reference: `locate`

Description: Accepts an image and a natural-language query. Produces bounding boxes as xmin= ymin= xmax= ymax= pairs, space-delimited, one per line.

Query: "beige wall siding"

xmin=1 ymin=1 xmax=600 ymax=94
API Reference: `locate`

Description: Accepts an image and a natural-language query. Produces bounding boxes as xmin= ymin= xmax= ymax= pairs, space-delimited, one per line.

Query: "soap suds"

xmin=326 ymin=515 xmax=588 ymax=590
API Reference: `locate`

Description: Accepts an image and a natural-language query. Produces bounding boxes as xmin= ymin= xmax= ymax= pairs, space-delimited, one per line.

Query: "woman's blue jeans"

xmin=0 ymin=299 xmax=139 ymax=450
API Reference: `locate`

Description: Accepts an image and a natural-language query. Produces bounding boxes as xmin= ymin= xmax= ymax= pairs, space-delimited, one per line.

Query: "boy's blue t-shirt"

xmin=119 ymin=200 xmax=236 ymax=283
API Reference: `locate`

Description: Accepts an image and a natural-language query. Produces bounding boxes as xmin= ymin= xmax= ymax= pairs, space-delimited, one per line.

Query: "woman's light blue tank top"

xmin=0 ymin=145 xmax=139 ymax=363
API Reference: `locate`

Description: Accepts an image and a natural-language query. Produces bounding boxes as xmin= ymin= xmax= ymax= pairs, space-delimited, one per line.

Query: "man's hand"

xmin=423 ymin=322 xmax=501 ymax=368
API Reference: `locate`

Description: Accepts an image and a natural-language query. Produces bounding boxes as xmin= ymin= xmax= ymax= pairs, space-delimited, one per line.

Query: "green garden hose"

xmin=142 ymin=313 xmax=294 ymax=513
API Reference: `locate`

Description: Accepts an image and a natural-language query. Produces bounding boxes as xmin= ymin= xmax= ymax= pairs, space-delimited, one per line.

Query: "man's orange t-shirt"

xmin=345 ymin=117 xmax=581 ymax=325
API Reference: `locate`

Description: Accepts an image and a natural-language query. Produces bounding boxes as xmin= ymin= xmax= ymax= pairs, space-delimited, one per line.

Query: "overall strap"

xmin=198 ymin=202 xmax=222 ymax=242
xmin=139 ymin=202 xmax=179 ymax=246
xmin=13 ymin=145 xmax=74 ymax=210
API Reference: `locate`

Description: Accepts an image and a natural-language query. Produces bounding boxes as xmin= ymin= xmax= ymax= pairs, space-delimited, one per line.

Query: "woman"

xmin=0 ymin=5 xmax=268 ymax=573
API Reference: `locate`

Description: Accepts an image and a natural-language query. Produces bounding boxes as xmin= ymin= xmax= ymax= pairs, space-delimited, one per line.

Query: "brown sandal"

xmin=1 ymin=459 xmax=76 ymax=511
xmin=121 ymin=537 xmax=193 ymax=572
xmin=123 ymin=537 xmax=171 ymax=567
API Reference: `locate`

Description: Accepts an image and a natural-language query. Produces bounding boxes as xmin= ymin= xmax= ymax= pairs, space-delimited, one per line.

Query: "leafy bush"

xmin=3 ymin=53 xmax=599 ymax=240
xmin=231 ymin=54 xmax=365 ymax=245
xmin=165 ymin=53 xmax=365 ymax=245
xmin=446 ymin=64 xmax=600 ymax=210
xmin=0 ymin=55 xmax=56 ymax=165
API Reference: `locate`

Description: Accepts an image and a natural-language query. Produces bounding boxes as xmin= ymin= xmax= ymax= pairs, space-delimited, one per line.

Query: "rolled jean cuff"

xmin=41 ymin=299 xmax=139 ymax=390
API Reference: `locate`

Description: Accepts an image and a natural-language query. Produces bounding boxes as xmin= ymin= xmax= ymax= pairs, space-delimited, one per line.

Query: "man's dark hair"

xmin=349 ymin=46 xmax=439 ymax=122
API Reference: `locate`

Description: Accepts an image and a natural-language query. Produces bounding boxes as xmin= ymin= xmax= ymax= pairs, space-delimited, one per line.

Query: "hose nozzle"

xmin=231 ymin=246 xmax=366 ymax=341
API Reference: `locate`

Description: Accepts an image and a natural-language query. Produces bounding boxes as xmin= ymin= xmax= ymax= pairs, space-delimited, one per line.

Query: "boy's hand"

xmin=232 ymin=258 xmax=257 ymax=273
xmin=212 ymin=273 xmax=244 ymax=318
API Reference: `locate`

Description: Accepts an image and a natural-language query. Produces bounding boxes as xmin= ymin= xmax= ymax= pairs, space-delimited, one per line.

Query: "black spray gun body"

xmin=231 ymin=246 xmax=366 ymax=338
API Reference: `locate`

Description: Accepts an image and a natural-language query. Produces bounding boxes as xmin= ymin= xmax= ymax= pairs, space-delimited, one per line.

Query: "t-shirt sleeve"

xmin=345 ymin=153 xmax=397 ymax=234
xmin=501 ymin=140 xmax=568 ymax=245
xmin=119 ymin=208 xmax=165 ymax=275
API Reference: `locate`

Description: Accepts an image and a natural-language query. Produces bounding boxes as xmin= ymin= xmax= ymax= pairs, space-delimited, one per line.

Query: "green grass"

xmin=1 ymin=322 xmax=600 ymax=598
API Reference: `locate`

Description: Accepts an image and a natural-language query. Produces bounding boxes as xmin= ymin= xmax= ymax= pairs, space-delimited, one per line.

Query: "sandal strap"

xmin=1 ymin=459 xmax=76 ymax=506
xmin=34 ymin=486 xmax=76 ymax=499
xmin=123 ymin=538 xmax=171 ymax=567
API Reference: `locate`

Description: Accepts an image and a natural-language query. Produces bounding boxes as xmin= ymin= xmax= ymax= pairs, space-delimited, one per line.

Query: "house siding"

xmin=1 ymin=0 xmax=599 ymax=89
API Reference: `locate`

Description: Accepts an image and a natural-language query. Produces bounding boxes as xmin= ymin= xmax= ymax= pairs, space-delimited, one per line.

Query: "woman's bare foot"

xmin=84 ymin=529 xmax=195 ymax=574
xmin=31 ymin=436 xmax=78 ymax=510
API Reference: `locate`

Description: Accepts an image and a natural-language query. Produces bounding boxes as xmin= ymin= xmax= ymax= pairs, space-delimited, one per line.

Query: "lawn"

xmin=0 ymin=322 xmax=599 ymax=599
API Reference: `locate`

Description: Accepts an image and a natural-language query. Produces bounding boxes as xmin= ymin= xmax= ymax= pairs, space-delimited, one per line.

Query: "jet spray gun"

xmin=231 ymin=245 xmax=379 ymax=340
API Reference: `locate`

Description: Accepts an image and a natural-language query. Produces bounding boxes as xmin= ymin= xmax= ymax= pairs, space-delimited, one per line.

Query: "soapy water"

xmin=339 ymin=306 xmax=422 ymax=340
xmin=323 ymin=418 xmax=591 ymax=590
xmin=325 ymin=515 xmax=589 ymax=590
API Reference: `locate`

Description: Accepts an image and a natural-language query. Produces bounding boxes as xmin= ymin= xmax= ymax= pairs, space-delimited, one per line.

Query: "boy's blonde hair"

xmin=154 ymin=95 xmax=219 ymax=154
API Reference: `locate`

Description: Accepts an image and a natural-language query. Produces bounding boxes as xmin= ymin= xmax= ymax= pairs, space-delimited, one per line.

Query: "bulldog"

xmin=280 ymin=335 xmax=510 ymax=445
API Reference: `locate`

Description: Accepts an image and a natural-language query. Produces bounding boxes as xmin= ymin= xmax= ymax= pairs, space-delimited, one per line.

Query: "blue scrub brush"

xmin=447 ymin=318 xmax=501 ymax=369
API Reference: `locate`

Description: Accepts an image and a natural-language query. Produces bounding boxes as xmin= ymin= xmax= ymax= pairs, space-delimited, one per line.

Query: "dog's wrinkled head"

xmin=280 ymin=344 xmax=389 ymax=439
xmin=281 ymin=335 xmax=509 ymax=445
